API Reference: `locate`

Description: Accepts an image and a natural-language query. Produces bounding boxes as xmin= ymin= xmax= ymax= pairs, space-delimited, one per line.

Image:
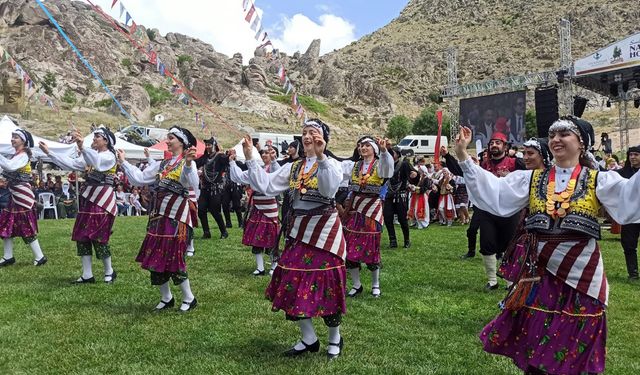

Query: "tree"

xmin=412 ymin=106 xmax=451 ymax=137
xmin=386 ymin=115 xmax=412 ymax=142
xmin=525 ymin=109 xmax=537 ymax=138
xmin=42 ymin=72 xmax=57 ymax=96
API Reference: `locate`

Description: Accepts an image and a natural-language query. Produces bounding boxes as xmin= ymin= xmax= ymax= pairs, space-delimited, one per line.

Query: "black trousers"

xmin=466 ymin=207 xmax=482 ymax=254
xmin=383 ymin=196 xmax=409 ymax=244
xmin=198 ymin=188 xmax=226 ymax=235
xmin=222 ymin=184 xmax=243 ymax=227
xmin=621 ymin=223 xmax=640 ymax=278
xmin=476 ymin=208 xmax=519 ymax=257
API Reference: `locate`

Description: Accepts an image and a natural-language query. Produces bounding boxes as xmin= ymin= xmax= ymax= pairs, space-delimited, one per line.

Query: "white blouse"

xmin=122 ymin=156 xmax=199 ymax=196
xmin=48 ymin=148 xmax=116 ymax=172
xmin=0 ymin=152 xmax=29 ymax=172
xmin=341 ymin=150 xmax=394 ymax=182
xmin=245 ymin=156 xmax=342 ymax=210
xmin=459 ymin=158 xmax=640 ymax=224
xmin=229 ymin=160 xmax=279 ymax=186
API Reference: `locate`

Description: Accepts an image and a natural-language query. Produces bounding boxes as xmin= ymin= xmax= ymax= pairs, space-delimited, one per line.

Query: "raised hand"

xmin=116 ymin=149 xmax=126 ymax=164
xmin=440 ymin=145 xmax=448 ymax=156
xmin=242 ymin=134 xmax=253 ymax=160
xmin=376 ymin=137 xmax=391 ymax=152
xmin=185 ymin=146 xmax=197 ymax=162
xmin=269 ymin=146 xmax=277 ymax=162
xmin=228 ymin=149 xmax=237 ymax=161
xmin=38 ymin=141 xmax=50 ymax=155
xmin=72 ymin=130 xmax=83 ymax=150
xmin=143 ymin=148 xmax=150 ymax=158
xmin=454 ymin=126 xmax=473 ymax=161
xmin=312 ymin=132 xmax=326 ymax=160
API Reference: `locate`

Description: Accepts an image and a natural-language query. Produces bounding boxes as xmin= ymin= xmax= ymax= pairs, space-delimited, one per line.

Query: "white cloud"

xmin=93 ymin=1 xmax=355 ymax=62
xmin=270 ymin=13 xmax=356 ymax=55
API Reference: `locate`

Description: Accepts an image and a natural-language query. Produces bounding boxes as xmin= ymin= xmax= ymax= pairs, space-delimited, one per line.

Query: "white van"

xmin=251 ymin=132 xmax=297 ymax=154
xmin=396 ymin=135 xmax=448 ymax=156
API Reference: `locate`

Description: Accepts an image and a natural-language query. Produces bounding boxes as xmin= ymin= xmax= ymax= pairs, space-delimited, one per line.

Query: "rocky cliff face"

xmin=1 ymin=0 xmax=638 ymax=139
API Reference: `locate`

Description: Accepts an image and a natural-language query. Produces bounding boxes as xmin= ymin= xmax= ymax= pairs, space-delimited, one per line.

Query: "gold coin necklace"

xmin=546 ymin=165 xmax=581 ymax=219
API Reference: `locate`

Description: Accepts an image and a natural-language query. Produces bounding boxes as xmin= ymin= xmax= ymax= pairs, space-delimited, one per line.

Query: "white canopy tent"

xmin=0 ymin=115 xmax=77 ymax=161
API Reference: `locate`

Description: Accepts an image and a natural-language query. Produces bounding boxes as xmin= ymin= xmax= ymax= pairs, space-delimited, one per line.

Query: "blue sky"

xmin=94 ymin=0 xmax=409 ymax=62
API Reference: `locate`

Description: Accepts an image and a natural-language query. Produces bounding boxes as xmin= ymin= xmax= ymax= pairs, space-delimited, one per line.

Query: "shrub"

xmin=146 ymin=29 xmax=156 ymax=41
xmin=268 ymin=94 xmax=328 ymax=115
xmin=94 ymin=98 xmax=113 ymax=108
xmin=177 ymin=54 xmax=193 ymax=66
xmin=412 ymin=106 xmax=450 ymax=136
xmin=61 ymin=89 xmax=77 ymax=105
xmin=42 ymin=72 xmax=57 ymax=96
xmin=386 ymin=115 xmax=413 ymax=142
xmin=143 ymin=83 xmax=172 ymax=107
xmin=121 ymin=58 xmax=132 ymax=68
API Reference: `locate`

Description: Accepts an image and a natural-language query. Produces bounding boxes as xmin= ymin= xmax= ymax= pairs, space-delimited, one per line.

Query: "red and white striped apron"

xmin=81 ymin=185 xmax=117 ymax=216
xmin=288 ymin=210 xmax=347 ymax=260
xmin=351 ymin=194 xmax=383 ymax=224
xmin=252 ymin=195 xmax=279 ymax=224
xmin=9 ymin=183 xmax=36 ymax=209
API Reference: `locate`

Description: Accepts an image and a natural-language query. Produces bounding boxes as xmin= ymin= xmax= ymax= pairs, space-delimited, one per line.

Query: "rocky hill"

xmin=1 ymin=0 xmax=639 ymax=150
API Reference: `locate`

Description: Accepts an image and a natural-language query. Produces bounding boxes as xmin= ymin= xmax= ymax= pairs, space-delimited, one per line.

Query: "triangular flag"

xmin=278 ymin=65 xmax=285 ymax=82
xmin=159 ymin=63 xmax=166 ymax=76
xmin=119 ymin=3 xmax=125 ymax=18
xmin=125 ymin=12 xmax=132 ymax=26
xmin=111 ymin=0 xmax=118 ymax=9
xmin=282 ymin=77 xmax=289 ymax=89
xmin=244 ymin=4 xmax=256 ymax=22
xmin=250 ymin=15 xmax=260 ymax=32
xmin=242 ymin=0 xmax=250 ymax=11
xmin=285 ymin=82 xmax=292 ymax=95
xmin=254 ymin=27 xmax=264 ymax=40
xmin=130 ymin=21 xmax=137 ymax=34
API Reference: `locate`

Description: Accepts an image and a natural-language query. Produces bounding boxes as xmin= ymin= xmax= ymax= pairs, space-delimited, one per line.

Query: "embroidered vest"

xmin=2 ymin=155 xmax=32 ymax=184
xmin=349 ymin=159 xmax=384 ymax=195
xmin=85 ymin=162 xmax=116 ymax=186
xmin=288 ymin=160 xmax=333 ymax=205
xmin=156 ymin=158 xmax=189 ymax=196
xmin=525 ymin=167 xmax=601 ymax=239
xmin=481 ymin=156 xmax=517 ymax=177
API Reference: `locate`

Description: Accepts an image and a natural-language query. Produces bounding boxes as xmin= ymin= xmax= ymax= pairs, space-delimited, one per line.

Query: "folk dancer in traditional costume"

xmin=616 ymin=145 xmax=640 ymax=280
xmin=242 ymin=119 xmax=347 ymax=359
xmin=452 ymin=174 xmax=470 ymax=224
xmin=383 ymin=147 xmax=412 ymax=248
xmin=456 ymin=117 xmax=640 ymax=374
xmin=40 ymin=128 xmax=120 ymax=283
xmin=498 ymin=138 xmax=552 ymax=287
xmin=435 ymin=168 xmax=456 ymax=226
xmin=407 ymin=165 xmax=432 ymax=229
xmin=119 ymin=126 xmax=199 ymax=312
xmin=0 ymin=128 xmax=47 ymax=267
xmin=341 ymin=137 xmax=394 ymax=298
xmin=230 ymin=147 xmax=280 ymax=276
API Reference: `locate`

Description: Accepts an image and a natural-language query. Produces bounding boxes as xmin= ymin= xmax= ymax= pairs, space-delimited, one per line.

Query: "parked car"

xmin=396 ymin=135 xmax=448 ymax=157
xmin=116 ymin=125 xmax=168 ymax=147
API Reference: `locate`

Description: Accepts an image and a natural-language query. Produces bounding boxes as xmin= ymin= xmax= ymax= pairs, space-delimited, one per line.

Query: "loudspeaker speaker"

xmin=534 ymin=88 xmax=559 ymax=138
xmin=573 ymin=96 xmax=588 ymax=117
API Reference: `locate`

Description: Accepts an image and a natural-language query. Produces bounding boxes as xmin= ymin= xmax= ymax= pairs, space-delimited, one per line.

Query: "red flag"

xmin=244 ymin=4 xmax=256 ymax=22
xmin=111 ymin=0 xmax=118 ymax=9
xmin=434 ymin=110 xmax=444 ymax=169
xmin=130 ymin=21 xmax=137 ymax=34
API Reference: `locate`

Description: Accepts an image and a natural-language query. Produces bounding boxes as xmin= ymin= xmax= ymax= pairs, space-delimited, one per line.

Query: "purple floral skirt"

xmin=344 ymin=212 xmax=382 ymax=265
xmin=242 ymin=208 xmax=279 ymax=248
xmin=0 ymin=200 xmax=38 ymax=238
xmin=499 ymin=242 xmax=527 ymax=283
xmin=266 ymin=239 xmax=346 ymax=318
xmin=72 ymin=198 xmax=115 ymax=244
xmin=480 ymin=271 xmax=606 ymax=374
xmin=136 ymin=215 xmax=189 ymax=274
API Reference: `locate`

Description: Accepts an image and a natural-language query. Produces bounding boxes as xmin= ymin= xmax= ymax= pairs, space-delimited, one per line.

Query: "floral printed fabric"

xmin=242 ymin=208 xmax=279 ymax=248
xmin=344 ymin=212 xmax=382 ymax=265
xmin=0 ymin=200 xmax=38 ymax=239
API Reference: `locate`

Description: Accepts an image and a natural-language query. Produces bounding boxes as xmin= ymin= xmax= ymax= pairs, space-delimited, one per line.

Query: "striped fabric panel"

xmin=290 ymin=211 xmax=346 ymax=260
xmin=9 ymin=183 xmax=35 ymax=209
xmin=252 ymin=196 xmax=279 ymax=219
xmin=159 ymin=193 xmax=192 ymax=227
xmin=81 ymin=185 xmax=117 ymax=216
xmin=352 ymin=195 xmax=383 ymax=224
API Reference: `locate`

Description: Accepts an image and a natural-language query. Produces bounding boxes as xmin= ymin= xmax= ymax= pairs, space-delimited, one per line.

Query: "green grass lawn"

xmin=0 ymin=217 xmax=638 ymax=374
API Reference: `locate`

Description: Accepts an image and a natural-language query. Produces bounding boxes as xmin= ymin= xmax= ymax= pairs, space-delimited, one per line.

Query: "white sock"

xmin=255 ymin=252 xmax=265 ymax=271
xmin=186 ymin=240 xmax=194 ymax=256
xmin=155 ymin=282 xmax=173 ymax=309
xmin=81 ymin=255 xmax=93 ymax=279
xmin=3 ymin=238 xmax=14 ymax=259
xmin=371 ymin=268 xmax=381 ymax=296
xmin=102 ymin=256 xmax=114 ymax=277
xmin=179 ymin=279 xmax=195 ymax=311
xmin=328 ymin=326 xmax=341 ymax=355
xmin=293 ymin=319 xmax=317 ymax=350
xmin=348 ymin=267 xmax=362 ymax=289
xmin=482 ymin=254 xmax=498 ymax=286
xmin=29 ymin=239 xmax=45 ymax=260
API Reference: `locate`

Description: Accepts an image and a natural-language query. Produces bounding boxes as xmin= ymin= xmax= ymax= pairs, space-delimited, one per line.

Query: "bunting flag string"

xmin=35 ymin=0 xmax=133 ymax=120
xmin=241 ymin=0 xmax=308 ymax=120
xmin=85 ymin=0 xmax=242 ymax=137
xmin=0 ymin=43 xmax=58 ymax=111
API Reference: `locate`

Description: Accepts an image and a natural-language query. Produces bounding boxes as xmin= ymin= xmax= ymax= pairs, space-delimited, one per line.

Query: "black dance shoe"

xmin=220 ymin=231 xmax=229 ymax=239
xmin=252 ymin=269 xmax=266 ymax=276
xmin=389 ymin=240 xmax=398 ymax=248
xmin=283 ymin=339 xmax=320 ymax=357
xmin=0 ymin=257 xmax=16 ymax=267
xmin=33 ymin=256 xmax=48 ymax=266
xmin=179 ymin=298 xmax=198 ymax=312
xmin=154 ymin=297 xmax=175 ymax=312
xmin=347 ymin=285 xmax=363 ymax=298
xmin=403 ymin=241 xmax=411 ymax=249
xmin=485 ymin=282 xmax=499 ymax=291
xmin=226 ymin=222 xmax=233 ymax=229
xmin=327 ymin=337 xmax=344 ymax=360
xmin=105 ymin=270 xmax=117 ymax=284
xmin=460 ymin=252 xmax=475 ymax=259
xmin=202 ymin=232 xmax=211 ymax=239
xmin=371 ymin=286 xmax=381 ymax=298
xmin=73 ymin=276 xmax=96 ymax=284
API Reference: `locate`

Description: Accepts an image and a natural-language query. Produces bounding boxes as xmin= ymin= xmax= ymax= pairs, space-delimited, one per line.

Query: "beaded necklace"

xmin=296 ymin=159 xmax=318 ymax=194
xmin=356 ymin=158 xmax=376 ymax=187
xmin=159 ymin=154 xmax=184 ymax=179
xmin=546 ymin=165 xmax=581 ymax=218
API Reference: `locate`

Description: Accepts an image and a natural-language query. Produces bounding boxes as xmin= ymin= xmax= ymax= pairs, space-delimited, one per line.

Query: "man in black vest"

xmin=383 ymin=147 xmax=412 ymax=248
xmin=196 ymin=138 xmax=230 ymax=239
xmin=617 ymin=145 xmax=640 ymax=280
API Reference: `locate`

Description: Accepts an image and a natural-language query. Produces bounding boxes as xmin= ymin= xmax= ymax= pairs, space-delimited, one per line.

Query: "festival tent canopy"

xmin=0 ymin=115 xmax=77 ymax=161
xmin=82 ymin=132 xmax=165 ymax=161
xmin=573 ymin=32 xmax=640 ymax=96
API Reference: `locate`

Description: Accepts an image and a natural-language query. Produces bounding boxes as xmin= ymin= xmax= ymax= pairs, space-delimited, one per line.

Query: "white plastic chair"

xmin=38 ymin=192 xmax=58 ymax=220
